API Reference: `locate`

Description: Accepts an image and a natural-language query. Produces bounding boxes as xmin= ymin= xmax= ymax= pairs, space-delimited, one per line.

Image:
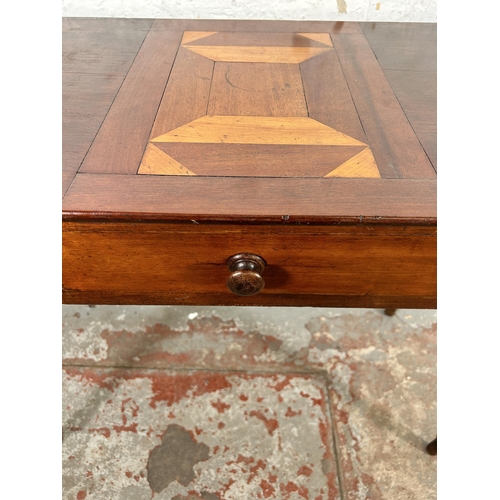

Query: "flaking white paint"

xmin=62 ymin=0 xmax=437 ymax=22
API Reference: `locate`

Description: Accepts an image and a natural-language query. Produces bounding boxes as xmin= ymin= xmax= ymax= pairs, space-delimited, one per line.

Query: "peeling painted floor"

xmin=62 ymin=306 xmax=436 ymax=500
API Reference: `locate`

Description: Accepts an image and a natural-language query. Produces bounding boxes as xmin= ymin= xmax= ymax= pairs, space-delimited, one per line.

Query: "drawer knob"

xmin=226 ymin=253 xmax=266 ymax=296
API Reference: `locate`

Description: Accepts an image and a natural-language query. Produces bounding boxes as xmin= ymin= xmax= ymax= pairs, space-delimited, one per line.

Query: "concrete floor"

xmin=62 ymin=306 xmax=436 ymax=500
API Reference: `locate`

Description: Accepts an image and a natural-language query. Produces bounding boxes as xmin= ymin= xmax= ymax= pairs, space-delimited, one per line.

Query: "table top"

xmin=62 ymin=19 xmax=436 ymax=225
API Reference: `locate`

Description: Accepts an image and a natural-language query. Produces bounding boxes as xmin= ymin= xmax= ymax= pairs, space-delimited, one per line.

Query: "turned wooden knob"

xmin=226 ymin=253 xmax=266 ymax=296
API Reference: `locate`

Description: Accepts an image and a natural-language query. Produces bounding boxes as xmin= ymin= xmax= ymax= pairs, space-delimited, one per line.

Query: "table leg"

xmin=426 ymin=437 xmax=437 ymax=455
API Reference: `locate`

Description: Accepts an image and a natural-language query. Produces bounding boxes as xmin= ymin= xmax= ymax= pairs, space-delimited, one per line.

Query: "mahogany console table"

xmin=62 ymin=19 xmax=436 ymax=311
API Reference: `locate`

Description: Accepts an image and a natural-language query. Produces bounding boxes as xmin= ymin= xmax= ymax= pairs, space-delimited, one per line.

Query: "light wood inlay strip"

xmin=138 ymin=144 xmax=195 ymax=176
xmin=181 ymin=31 xmax=218 ymax=44
xmin=297 ymin=33 xmax=333 ymax=46
xmin=151 ymin=116 xmax=367 ymax=145
xmin=184 ymin=45 xmax=331 ymax=63
xmin=186 ymin=32 xmax=331 ymax=47
xmin=324 ymin=147 xmax=380 ymax=178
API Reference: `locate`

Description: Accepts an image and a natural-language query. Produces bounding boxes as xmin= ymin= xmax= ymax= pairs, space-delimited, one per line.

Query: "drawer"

xmin=63 ymin=222 xmax=437 ymax=308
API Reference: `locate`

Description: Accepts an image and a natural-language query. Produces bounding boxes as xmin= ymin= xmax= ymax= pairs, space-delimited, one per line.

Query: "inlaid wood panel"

xmin=151 ymin=116 xmax=366 ymax=145
xmin=148 ymin=144 xmax=367 ymax=178
xmin=63 ymin=19 xmax=436 ymax=223
xmin=139 ymin=31 xmax=380 ymax=179
xmin=137 ymin=144 xmax=196 ymax=176
xmin=184 ymin=32 xmax=332 ymax=48
xmin=182 ymin=31 xmax=332 ymax=64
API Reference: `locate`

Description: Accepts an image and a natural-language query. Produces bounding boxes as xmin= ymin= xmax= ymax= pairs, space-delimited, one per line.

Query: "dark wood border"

xmin=63 ymin=174 xmax=436 ymax=223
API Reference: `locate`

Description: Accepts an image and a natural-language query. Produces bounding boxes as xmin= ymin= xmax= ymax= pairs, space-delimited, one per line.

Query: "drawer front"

xmin=63 ymin=222 xmax=436 ymax=308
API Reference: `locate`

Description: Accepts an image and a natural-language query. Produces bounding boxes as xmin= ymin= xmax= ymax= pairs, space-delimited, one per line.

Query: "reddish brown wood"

xmin=332 ymin=33 xmax=436 ymax=179
xmin=151 ymin=143 xmax=366 ymax=177
xmin=62 ymin=26 xmax=150 ymax=195
xmin=300 ymin=49 xmax=367 ymax=144
xmin=62 ymin=17 xmax=153 ymax=32
xmin=361 ymin=22 xmax=436 ymax=72
xmin=207 ymin=62 xmax=308 ymax=117
xmin=361 ymin=22 xmax=437 ymax=170
xmin=62 ymin=29 xmax=149 ymax=75
xmin=63 ymin=174 xmax=436 ymax=222
xmin=63 ymin=222 xmax=436 ymax=307
xmin=62 ymin=290 xmax=437 ymax=309
xmin=383 ymin=69 xmax=437 ymax=169
xmin=79 ymin=30 xmax=182 ymax=174
xmin=62 ymin=73 xmax=125 ymax=196
xmin=150 ymin=47 xmax=214 ymax=137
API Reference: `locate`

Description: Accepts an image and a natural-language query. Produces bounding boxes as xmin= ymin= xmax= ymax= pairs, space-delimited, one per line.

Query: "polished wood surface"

xmin=79 ymin=30 xmax=182 ymax=175
xmin=62 ymin=18 xmax=437 ymax=307
xmin=62 ymin=20 xmax=153 ymax=195
xmin=63 ymin=176 xmax=436 ymax=223
xmin=63 ymin=223 xmax=436 ymax=308
xmin=361 ymin=22 xmax=437 ymax=170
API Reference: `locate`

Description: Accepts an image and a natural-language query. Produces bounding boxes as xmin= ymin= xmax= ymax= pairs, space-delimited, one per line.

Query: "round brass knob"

xmin=226 ymin=253 xmax=266 ymax=296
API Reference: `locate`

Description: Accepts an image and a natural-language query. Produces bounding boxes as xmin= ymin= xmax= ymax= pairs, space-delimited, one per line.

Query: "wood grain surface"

xmin=62 ymin=72 xmax=125 ymax=195
xmin=62 ymin=19 xmax=437 ymax=217
xmin=361 ymin=22 xmax=437 ymax=170
xmin=184 ymin=32 xmax=332 ymax=47
xmin=138 ymin=144 xmax=196 ymax=176
xmin=62 ymin=17 xmax=153 ymax=32
xmin=63 ymin=222 xmax=436 ymax=308
xmin=151 ymin=116 xmax=367 ymax=145
xmin=79 ymin=30 xmax=182 ymax=174
xmin=63 ymin=174 xmax=436 ymax=222
xmin=361 ymin=22 xmax=437 ymax=72
xmin=323 ymin=148 xmax=379 ymax=178
xmin=62 ymin=22 xmax=151 ymax=195
xmin=149 ymin=47 xmax=214 ymax=137
xmin=183 ymin=45 xmax=332 ymax=63
xmin=300 ymin=49 xmax=368 ymax=144
xmin=145 ymin=143 xmax=368 ymax=177
xmin=207 ymin=62 xmax=308 ymax=117
xmin=382 ymin=69 xmax=437 ymax=169
xmin=332 ymin=33 xmax=436 ymax=179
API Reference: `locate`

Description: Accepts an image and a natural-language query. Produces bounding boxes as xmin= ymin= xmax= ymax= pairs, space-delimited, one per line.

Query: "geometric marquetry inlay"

xmin=138 ymin=31 xmax=381 ymax=179
xmin=151 ymin=116 xmax=366 ymax=146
